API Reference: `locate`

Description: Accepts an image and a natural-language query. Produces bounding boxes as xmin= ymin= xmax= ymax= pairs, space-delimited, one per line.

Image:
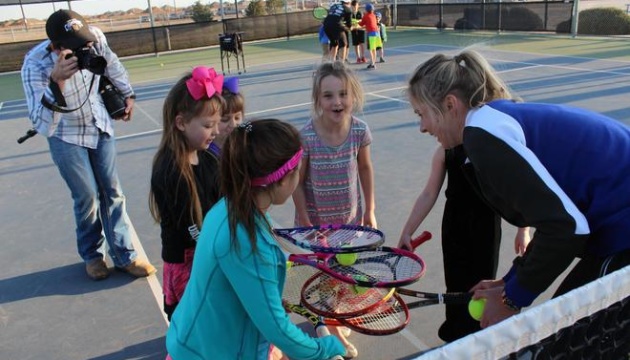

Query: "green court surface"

xmin=2 ymin=28 xmax=629 ymax=102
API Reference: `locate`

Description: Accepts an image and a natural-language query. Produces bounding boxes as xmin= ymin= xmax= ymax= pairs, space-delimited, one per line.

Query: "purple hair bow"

xmin=186 ymin=66 xmax=224 ymax=100
xmin=223 ymin=77 xmax=239 ymax=94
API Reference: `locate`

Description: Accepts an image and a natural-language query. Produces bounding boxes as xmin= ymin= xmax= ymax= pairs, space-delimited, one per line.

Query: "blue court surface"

xmin=1 ymin=31 xmax=630 ymax=359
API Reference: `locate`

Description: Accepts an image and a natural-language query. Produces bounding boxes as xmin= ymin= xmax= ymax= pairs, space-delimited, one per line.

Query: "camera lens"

xmin=73 ymin=46 xmax=107 ymax=75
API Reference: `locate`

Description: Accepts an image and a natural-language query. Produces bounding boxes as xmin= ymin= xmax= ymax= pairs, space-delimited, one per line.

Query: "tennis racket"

xmin=299 ymin=233 xmax=430 ymax=319
xmin=338 ymin=289 xmax=472 ymax=336
xmin=283 ymin=261 xmax=344 ymax=359
xmin=313 ymin=6 xmax=328 ymax=20
xmin=288 ymin=231 xmax=431 ymax=288
xmin=274 ymin=224 xmax=385 ymax=254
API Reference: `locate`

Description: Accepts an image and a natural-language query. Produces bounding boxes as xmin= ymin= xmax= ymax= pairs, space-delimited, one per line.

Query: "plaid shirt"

xmin=21 ymin=26 xmax=134 ymax=149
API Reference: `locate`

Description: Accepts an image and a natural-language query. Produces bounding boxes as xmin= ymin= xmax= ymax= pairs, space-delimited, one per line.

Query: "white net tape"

xmin=415 ymin=264 xmax=630 ymax=360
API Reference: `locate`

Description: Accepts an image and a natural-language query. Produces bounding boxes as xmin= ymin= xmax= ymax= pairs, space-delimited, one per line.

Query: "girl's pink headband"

xmin=251 ymin=148 xmax=303 ymax=187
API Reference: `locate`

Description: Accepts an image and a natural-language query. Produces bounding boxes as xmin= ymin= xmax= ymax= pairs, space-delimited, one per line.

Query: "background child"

xmin=350 ymin=0 xmax=366 ymax=63
xmin=398 ymin=145 xmax=530 ymax=342
xmin=375 ymin=12 xmax=387 ymax=63
xmin=323 ymin=0 xmax=352 ymax=62
xmin=208 ymin=76 xmax=244 ymax=157
xmin=318 ymin=23 xmax=330 ymax=60
xmin=166 ymin=119 xmax=345 ymax=360
xmin=358 ymin=3 xmax=381 ymax=69
xmin=149 ymin=66 xmax=224 ymax=320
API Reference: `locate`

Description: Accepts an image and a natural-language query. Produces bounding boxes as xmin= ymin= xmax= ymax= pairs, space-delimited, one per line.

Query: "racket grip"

xmin=411 ymin=231 xmax=432 ymax=250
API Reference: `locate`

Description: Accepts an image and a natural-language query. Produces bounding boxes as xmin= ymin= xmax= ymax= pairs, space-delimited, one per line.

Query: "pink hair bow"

xmin=186 ymin=66 xmax=224 ymax=100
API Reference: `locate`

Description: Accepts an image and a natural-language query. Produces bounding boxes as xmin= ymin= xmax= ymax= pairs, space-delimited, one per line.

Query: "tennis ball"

xmin=335 ymin=244 xmax=357 ymax=266
xmin=160 ymin=63 xmax=164 ymax=67
xmin=352 ymin=285 xmax=368 ymax=295
xmin=286 ymin=261 xmax=293 ymax=270
xmin=468 ymin=298 xmax=486 ymax=321
xmin=336 ymin=252 xmax=358 ymax=266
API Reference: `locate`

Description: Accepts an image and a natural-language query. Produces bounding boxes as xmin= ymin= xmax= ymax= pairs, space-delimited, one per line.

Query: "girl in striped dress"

xmin=293 ymin=61 xmax=376 ymax=229
xmin=292 ymin=60 xmax=376 ymax=359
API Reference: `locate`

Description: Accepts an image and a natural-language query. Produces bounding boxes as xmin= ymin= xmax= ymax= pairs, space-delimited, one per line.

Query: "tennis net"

xmin=415 ymin=265 xmax=630 ymax=360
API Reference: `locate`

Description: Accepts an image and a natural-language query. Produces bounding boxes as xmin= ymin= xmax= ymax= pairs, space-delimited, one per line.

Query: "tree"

xmin=191 ymin=1 xmax=214 ymax=22
xmin=266 ymin=0 xmax=284 ymax=15
xmin=246 ymin=0 xmax=266 ymax=16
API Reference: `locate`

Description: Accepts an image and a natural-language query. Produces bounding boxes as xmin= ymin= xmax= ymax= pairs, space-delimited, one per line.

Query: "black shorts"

xmin=351 ymin=30 xmax=365 ymax=46
xmin=323 ymin=21 xmax=347 ymax=48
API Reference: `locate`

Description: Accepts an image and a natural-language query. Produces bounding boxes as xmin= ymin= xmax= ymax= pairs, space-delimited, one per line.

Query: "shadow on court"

xmin=0 ymin=263 xmax=136 ymax=305
xmin=86 ymin=336 xmax=166 ymax=360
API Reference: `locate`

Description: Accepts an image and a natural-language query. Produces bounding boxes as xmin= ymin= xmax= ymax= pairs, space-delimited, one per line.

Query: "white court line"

xmin=133 ymin=102 xmax=161 ymax=127
xmin=128 ymin=222 xmax=170 ymax=325
xmin=370 ymin=92 xmax=408 ymax=103
xmin=248 ymin=101 xmax=312 ymax=115
xmin=117 ymin=128 xmax=162 ymax=140
xmin=497 ymin=64 xmax=543 ymax=74
xmin=0 ymin=102 xmax=3 ymax=111
xmin=400 ymin=328 xmax=431 ymax=351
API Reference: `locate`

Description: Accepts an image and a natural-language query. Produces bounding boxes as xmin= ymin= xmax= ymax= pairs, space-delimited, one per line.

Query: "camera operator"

xmin=21 ymin=9 xmax=156 ymax=280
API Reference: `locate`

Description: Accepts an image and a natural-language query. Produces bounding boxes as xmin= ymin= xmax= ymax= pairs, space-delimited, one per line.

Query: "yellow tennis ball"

xmin=468 ymin=298 xmax=486 ymax=321
xmin=335 ymin=252 xmax=357 ymax=266
xmin=286 ymin=261 xmax=293 ymax=270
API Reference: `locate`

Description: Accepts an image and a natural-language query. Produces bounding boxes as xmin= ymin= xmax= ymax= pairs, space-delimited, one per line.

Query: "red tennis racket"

xmin=274 ymin=224 xmax=385 ymax=254
xmin=337 ymin=289 xmax=472 ymax=336
xmin=299 ymin=234 xmax=430 ymax=319
xmin=288 ymin=231 xmax=431 ymax=288
xmin=282 ymin=261 xmax=344 ymax=359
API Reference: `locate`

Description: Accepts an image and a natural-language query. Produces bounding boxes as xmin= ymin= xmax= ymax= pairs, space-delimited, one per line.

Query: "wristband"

xmin=502 ymin=291 xmax=521 ymax=312
xmin=128 ymin=94 xmax=136 ymax=99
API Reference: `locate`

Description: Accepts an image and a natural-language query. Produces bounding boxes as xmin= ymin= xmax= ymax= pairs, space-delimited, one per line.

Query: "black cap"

xmin=46 ymin=10 xmax=97 ymax=50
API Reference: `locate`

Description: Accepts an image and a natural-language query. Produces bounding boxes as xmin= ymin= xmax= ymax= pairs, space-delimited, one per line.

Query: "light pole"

xmin=18 ymin=0 xmax=28 ymax=31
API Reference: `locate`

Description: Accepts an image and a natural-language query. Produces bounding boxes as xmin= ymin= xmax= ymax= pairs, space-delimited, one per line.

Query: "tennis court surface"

xmin=1 ymin=29 xmax=629 ymax=359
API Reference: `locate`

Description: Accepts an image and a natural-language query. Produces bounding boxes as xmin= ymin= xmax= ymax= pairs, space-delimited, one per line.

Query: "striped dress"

xmin=296 ymin=116 xmax=373 ymax=226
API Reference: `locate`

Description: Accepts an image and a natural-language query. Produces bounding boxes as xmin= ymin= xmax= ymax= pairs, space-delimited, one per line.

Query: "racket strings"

xmin=276 ymin=225 xmax=385 ymax=253
xmin=283 ymin=263 xmax=319 ymax=306
xmin=301 ymin=273 xmax=392 ymax=318
xmin=309 ymin=229 xmax=380 ymax=249
xmin=329 ymin=251 xmax=425 ymax=286
xmin=340 ymin=295 xmax=410 ymax=335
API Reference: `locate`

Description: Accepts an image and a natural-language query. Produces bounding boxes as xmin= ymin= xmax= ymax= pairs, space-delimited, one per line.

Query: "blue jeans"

xmin=48 ymin=134 xmax=137 ymax=267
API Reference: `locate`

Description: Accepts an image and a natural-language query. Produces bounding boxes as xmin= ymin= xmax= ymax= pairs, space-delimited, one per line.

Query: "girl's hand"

xmin=514 ymin=227 xmax=531 ymax=255
xmin=362 ymin=212 xmax=377 ymax=229
xmin=398 ymin=233 xmax=413 ymax=251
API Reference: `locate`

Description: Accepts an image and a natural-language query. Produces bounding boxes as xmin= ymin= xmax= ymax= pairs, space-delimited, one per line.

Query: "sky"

xmin=0 ymin=0 xmax=203 ymax=22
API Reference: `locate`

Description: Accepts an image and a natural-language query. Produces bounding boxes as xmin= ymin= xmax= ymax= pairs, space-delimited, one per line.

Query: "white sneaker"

xmin=344 ymin=342 xmax=358 ymax=359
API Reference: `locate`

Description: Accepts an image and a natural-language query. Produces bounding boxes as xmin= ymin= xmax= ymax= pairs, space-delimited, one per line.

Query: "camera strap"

xmin=41 ymin=73 xmax=96 ymax=113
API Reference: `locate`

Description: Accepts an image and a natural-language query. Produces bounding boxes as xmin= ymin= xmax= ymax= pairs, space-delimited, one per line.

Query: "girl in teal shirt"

xmin=166 ymin=119 xmax=345 ymax=360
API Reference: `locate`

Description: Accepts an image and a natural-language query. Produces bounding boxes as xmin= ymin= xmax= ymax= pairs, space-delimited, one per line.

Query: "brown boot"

xmin=116 ymin=259 xmax=157 ymax=278
xmin=86 ymin=258 xmax=109 ymax=281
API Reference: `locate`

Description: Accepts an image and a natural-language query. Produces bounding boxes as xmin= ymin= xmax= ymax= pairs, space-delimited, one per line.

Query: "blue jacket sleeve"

xmin=218 ymin=225 xmax=345 ymax=360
